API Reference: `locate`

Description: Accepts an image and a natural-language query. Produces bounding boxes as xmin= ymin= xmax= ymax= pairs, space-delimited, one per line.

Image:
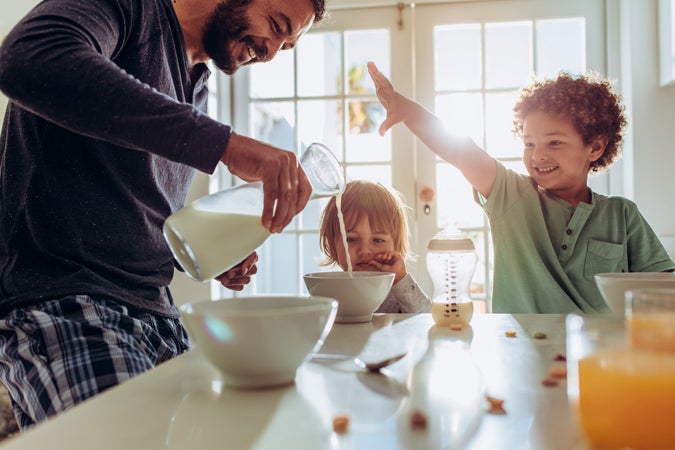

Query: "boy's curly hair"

xmin=512 ymin=72 xmax=627 ymax=173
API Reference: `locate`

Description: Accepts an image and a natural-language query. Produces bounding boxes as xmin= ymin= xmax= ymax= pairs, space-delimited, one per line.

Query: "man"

xmin=0 ymin=0 xmax=325 ymax=428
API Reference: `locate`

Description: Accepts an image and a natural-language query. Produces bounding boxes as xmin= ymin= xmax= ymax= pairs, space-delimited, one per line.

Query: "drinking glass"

xmin=566 ymin=314 xmax=675 ymax=450
xmin=626 ymin=287 xmax=675 ymax=352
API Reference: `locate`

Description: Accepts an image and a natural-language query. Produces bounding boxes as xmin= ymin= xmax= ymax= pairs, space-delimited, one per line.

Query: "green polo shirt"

xmin=478 ymin=163 xmax=675 ymax=313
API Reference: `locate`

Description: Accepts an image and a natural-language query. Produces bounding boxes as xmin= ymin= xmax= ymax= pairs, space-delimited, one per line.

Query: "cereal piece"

xmin=450 ymin=323 xmax=463 ymax=331
xmin=410 ymin=409 xmax=428 ymax=430
xmin=548 ymin=364 xmax=567 ymax=378
xmin=485 ymin=395 xmax=506 ymax=415
xmin=332 ymin=415 xmax=350 ymax=434
xmin=505 ymin=330 xmax=518 ymax=338
xmin=553 ymin=353 xmax=567 ymax=362
xmin=541 ymin=377 xmax=559 ymax=387
xmin=533 ymin=331 xmax=547 ymax=339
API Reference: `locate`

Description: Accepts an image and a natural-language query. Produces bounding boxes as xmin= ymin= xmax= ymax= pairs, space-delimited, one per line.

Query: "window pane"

xmin=256 ymin=234 xmax=297 ymax=294
xmin=297 ymin=32 xmax=342 ymax=97
xmin=435 ymin=163 xmax=484 ymax=229
xmin=348 ymin=99 xmax=381 ymax=135
xmin=436 ymin=93 xmax=484 ymax=147
xmin=302 ymin=232 xmax=324 ymax=278
xmin=485 ymin=90 xmax=521 ymax=158
xmin=345 ymin=99 xmax=391 ymax=163
xmin=297 ymin=100 xmax=342 ymax=151
xmin=346 ymin=130 xmax=391 ymax=163
xmin=249 ymin=50 xmax=294 ymax=98
xmin=346 ymin=165 xmax=391 ymax=186
xmin=250 ymin=101 xmax=295 ymax=148
xmin=435 ymin=24 xmax=482 ymax=91
xmin=536 ymin=18 xmax=586 ymax=77
xmin=301 ymin=196 xmax=330 ymax=231
xmin=485 ymin=21 xmax=532 ymax=89
xmin=345 ymin=30 xmax=389 ymax=95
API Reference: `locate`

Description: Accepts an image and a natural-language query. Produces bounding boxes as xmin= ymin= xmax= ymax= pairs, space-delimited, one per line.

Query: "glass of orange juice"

xmin=566 ymin=314 xmax=675 ymax=450
xmin=626 ymin=288 xmax=675 ymax=353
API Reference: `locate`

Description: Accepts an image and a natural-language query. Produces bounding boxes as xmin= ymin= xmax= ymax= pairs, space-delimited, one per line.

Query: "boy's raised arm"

xmin=367 ymin=61 xmax=497 ymax=199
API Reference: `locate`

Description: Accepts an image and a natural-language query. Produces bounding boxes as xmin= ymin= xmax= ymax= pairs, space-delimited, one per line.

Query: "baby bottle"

xmin=163 ymin=143 xmax=345 ymax=282
xmin=426 ymin=226 xmax=478 ymax=327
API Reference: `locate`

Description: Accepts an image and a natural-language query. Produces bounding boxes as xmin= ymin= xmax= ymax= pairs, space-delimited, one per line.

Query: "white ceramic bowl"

xmin=594 ymin=272 xmax=675 ymax=315
xmin=180 ymin=295 xmax=337 ymax=388
xmin=303 ymin=271 xmax=395 ymax=323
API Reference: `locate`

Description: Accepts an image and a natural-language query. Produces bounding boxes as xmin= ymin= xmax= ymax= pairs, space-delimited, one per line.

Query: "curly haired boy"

xmin=368 ymin=63 xmax=674 ymax=313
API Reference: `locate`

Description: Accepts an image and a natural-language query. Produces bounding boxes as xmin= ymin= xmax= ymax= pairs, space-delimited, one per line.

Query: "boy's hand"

xmin=368 ymin=251 xmax=406 ymax=285
xmin=367 ymin=61 xmax=406 ymax=136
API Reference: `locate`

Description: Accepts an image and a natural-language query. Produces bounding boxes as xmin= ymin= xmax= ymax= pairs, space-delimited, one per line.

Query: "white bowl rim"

xmin=180 ymin=295 xmax=337 ymax=317
xmin=303 ymin=271 xmax=395 ymax=279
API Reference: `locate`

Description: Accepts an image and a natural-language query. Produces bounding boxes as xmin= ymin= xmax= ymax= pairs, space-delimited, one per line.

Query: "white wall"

xmin=621 ymin=0 xmax=675 ymax=257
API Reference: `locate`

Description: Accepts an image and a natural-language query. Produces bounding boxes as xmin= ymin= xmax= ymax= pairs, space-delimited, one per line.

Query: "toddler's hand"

xmin=368 ymin=251 xmax=406 ymax=285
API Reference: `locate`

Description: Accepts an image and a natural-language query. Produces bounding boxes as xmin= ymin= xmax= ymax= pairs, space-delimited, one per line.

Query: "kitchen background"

xmin=2 ymin=0 xmax=674 ymax=312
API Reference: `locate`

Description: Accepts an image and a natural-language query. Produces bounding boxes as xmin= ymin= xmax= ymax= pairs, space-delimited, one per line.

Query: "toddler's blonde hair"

xmin=319 ymin=180 xmax=410 ymax=266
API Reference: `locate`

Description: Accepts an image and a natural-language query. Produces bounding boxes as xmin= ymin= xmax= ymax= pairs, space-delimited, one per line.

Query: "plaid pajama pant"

xmin=0 ymin=294 xmax=190 ymax=430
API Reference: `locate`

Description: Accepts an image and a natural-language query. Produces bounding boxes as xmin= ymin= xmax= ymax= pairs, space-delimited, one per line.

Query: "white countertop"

xmin=0 ymin=313 xmax=587 ymax=450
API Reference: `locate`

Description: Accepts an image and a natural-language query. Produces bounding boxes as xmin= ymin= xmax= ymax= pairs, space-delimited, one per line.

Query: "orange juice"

xmin=628 ymin=312 xmax=675 ymax=352
xmin=577 ymin=348 xmax=675 ymax=449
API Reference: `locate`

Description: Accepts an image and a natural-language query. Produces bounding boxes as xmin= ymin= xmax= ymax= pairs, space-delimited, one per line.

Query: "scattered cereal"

xmin=533 ymin=331 xmax=547 ymax=339
xmin=505 ymin=330 xmax=518 ymax=338
xmin=548 ymin=365 xmax=567 ymax=378
xmin=541 ymin=377 xmax=559 ymax=387
xmin=486 ymin=395 xmax=506 ymax=415
xmin=553 ymin=353 xmax=567 ymax=362
xmin=332 ymin=415 xmax=350 ymax=434
xmin=410 ymin=410 xmax=428 ymax=430
xmin=450 ymin=323 xmax=463 ymax=331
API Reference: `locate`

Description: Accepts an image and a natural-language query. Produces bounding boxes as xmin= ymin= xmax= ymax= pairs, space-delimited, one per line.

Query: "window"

xmin=219 ymin=0 xmax=606 ymax=310
xmin=225 ymin=9 xmax=402 ymax=298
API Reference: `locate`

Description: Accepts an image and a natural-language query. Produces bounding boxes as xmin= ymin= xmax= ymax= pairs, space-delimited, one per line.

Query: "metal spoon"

xmin=311 ymin=353 xmax=407 ymax=372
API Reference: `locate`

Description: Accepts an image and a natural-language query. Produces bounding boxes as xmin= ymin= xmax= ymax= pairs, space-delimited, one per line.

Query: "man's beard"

xmin=202 ymin=0 xmax=256 ymax=74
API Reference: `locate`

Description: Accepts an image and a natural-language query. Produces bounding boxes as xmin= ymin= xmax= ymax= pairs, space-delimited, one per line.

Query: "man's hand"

xmin=215 ymin=252 xmax=258 ymax=291
xmin=221 ymin=133 xmax=312 ymax=233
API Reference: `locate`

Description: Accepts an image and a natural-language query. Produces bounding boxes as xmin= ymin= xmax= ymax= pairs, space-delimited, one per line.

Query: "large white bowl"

xmin=303 ymin=271 xmax=395 ymax=323
xmin=594 ymin=272 xmax=675 ymax=315
xmin=180 ymin=295 xmax=337 ymax=388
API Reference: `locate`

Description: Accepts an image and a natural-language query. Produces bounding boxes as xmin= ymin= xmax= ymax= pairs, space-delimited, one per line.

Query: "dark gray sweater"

xmin=0 ymin=0 xmax=231 ymax=317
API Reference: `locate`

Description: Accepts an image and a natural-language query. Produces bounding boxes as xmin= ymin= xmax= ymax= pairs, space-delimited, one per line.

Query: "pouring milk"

xmin=163 ymin=143 xmax=345 ymax=282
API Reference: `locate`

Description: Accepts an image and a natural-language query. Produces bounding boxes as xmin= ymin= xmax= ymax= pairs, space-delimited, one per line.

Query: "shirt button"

xmin=566 ymin=229 xmax=573 ymax=235
xmin=562 ymin=244 xmax=568 ymax=250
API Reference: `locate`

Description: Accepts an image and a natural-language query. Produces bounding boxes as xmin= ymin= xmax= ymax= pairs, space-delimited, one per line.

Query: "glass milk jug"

xmin=426 ymin=227 xmax=478 ymax=327
xmin=163 ymin=143 xmax=345 ymax=281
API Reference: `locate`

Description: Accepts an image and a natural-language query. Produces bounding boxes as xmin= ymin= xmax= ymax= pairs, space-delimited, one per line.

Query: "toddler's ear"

xmin=589 ymin=136 xmax=608 ymax=161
